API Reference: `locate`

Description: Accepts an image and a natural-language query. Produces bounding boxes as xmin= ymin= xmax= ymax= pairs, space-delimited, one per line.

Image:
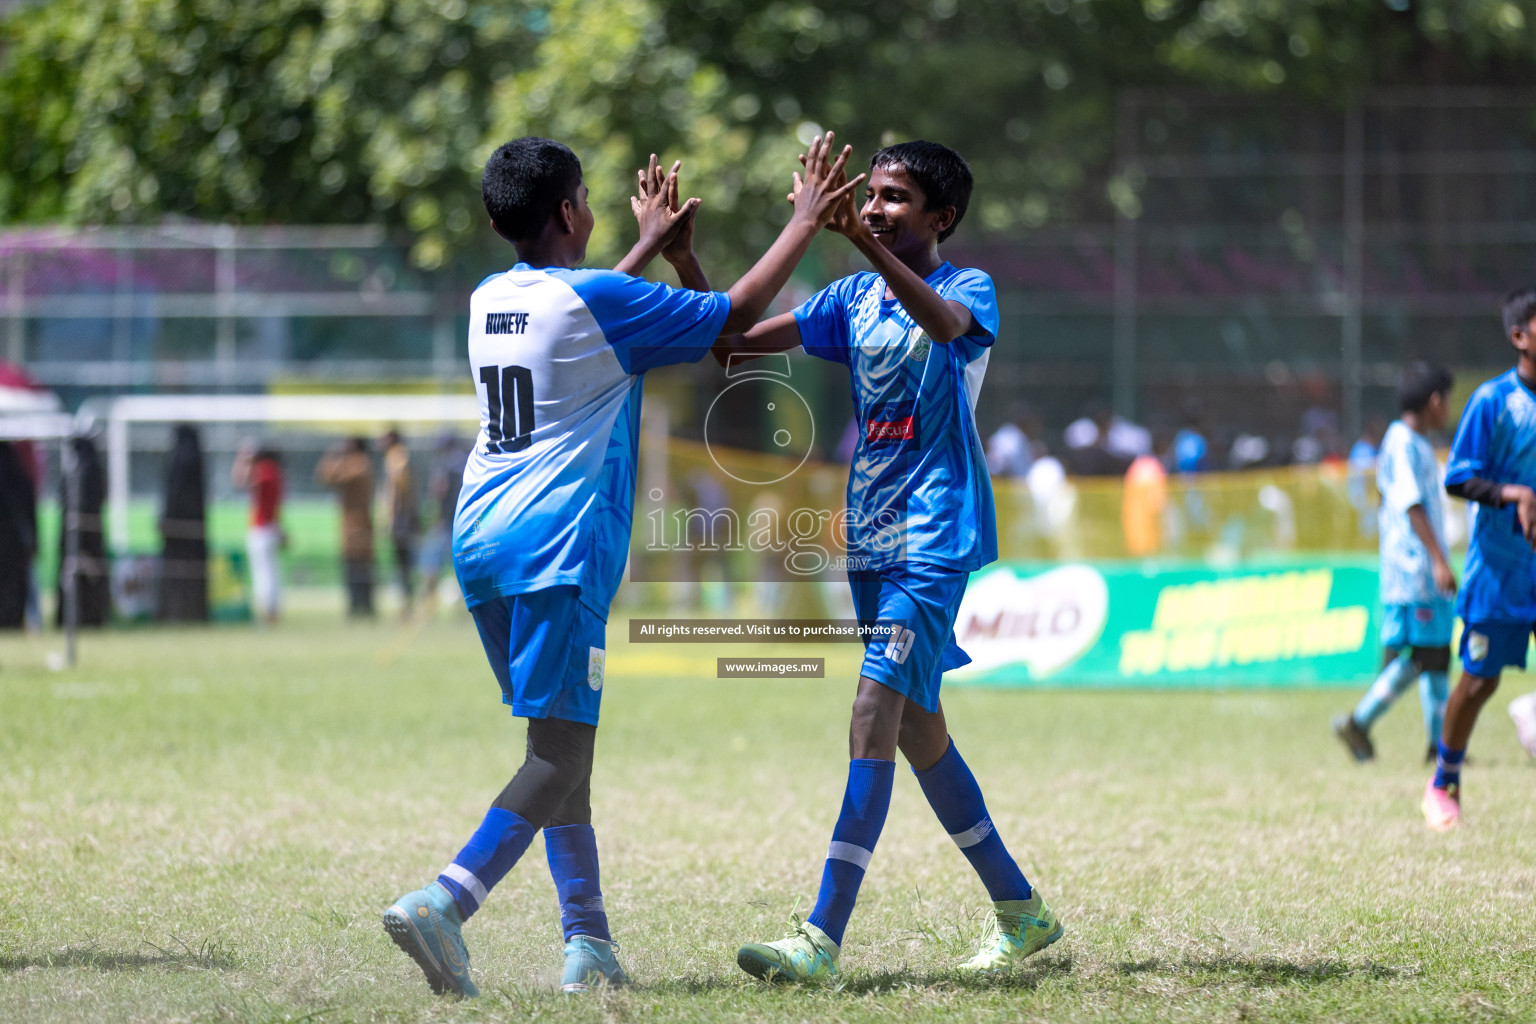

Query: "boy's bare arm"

xmin=847 ymin=236 xmax=974 ymax=343
xmin=711 ymin=313 xmax=802 ymax=367
xmin=1406 ymin=503 xmax=1457 ymax=594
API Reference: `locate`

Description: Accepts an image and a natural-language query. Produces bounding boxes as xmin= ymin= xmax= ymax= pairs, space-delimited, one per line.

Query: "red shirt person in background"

xmin=233 ymin=441 xmax=285 ymax=625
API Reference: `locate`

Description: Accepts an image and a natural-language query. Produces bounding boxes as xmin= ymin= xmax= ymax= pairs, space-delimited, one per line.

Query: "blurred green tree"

xmin=2 ymin=0 xmax=1534 ymax=268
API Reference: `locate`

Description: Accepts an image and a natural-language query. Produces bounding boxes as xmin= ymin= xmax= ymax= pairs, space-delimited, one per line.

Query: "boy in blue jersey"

xmin=718 ymin=141 xmax=1059 ymax=982
xmin=382 ymin=135 xmax=863 ymax=996
xmin=1332 ymin=362 xmax=1456 ymax=763
xmin=1422 ymin=287 xmax=1536 ymax=831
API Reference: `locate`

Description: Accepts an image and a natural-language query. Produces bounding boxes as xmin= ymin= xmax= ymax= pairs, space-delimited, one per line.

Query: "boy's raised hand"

xmin=793 ymin=143 xmax=863 ymax=238
xmin=630 ymin=154 xmax=701 ymax=261
xmin=788 ymin=133 xmax=865 ymax=231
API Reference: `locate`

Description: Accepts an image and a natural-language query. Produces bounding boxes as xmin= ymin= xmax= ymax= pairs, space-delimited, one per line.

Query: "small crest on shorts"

xmin=1468 ymin=631 xmax=1489 ymax=664
xmin=588 ymin=647 xmax=606 ymax=691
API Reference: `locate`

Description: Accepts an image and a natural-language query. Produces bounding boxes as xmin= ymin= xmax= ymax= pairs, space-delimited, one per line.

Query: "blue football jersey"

xmin=453 ymin=264 xmax=730 ymax=614
xmin=795 ymin=262 xmax=1000 ymax=571
xmin=1445 ymin=369 xmax=1536 ymax=623
xmin=1376 ymin=420 xmax=1447 ymax=605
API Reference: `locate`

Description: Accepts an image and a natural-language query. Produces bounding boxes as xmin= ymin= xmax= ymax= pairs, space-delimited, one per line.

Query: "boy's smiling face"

xmin=859 ymin=164 xmax=956 ymax=261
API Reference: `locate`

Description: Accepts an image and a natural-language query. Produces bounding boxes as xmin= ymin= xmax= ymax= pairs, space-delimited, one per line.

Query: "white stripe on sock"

xmin=948 ymin=817 xmax=995 ymax=849
xmin=827 ymin=840 xmax=873 ymax=870
xmin=441 ymin=863 xmax=488 ymax=909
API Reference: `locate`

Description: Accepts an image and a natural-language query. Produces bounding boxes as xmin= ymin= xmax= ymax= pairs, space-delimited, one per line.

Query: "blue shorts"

xmin=849 ymin=563 xmax=972 ymax=713
xmin=1380 ymin=599 xmax=1454 ymax=649
xmin=470 ymin=585 xmax=606 ymax=725
xmin=1459 ymin=620 xmax=1536 ymax=679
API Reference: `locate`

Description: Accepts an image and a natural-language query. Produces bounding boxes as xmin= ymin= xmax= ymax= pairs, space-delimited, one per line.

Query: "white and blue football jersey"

xmin=1446 ymin=369 xmax=1536 ymax=623
xmin=453 ymin=263 xmax=730 ymax=615
xmin=795 ymin=263 xmax=1000 ymax=572
xmin=1376 ymin=419 xmax=1447 ymax=605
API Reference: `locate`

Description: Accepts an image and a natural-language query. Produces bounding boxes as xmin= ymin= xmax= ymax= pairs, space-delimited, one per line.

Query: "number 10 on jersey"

xmin=480 ymin=364 xmax=535 ymax=454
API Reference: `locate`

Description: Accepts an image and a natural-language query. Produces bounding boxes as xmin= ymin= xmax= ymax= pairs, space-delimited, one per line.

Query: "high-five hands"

xmin=792 ymin=138 xmax=863 ymax=238
xmin=631 ymin=153 xmax=701 ymax=260
xmin=786 ymin=133 xmax=865 ymax=232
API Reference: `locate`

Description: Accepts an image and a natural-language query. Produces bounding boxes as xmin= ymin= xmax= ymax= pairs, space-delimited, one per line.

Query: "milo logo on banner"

xmin=952 ymin=561 xmax=1378 ymax=687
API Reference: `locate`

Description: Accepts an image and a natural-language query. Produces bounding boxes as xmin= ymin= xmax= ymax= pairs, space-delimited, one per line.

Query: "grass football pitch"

xmin=2 ymin=613 xmax=1534 ymax=1023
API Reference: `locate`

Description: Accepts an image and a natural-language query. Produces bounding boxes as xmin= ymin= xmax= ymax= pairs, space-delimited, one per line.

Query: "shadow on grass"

xmin=0 ymin=937 xmax=236 ymax=973
xmin=642 ymin=954 xmax=1075 ymax=995
xmin=1114 ymin=956 xmax=1410 ymax=986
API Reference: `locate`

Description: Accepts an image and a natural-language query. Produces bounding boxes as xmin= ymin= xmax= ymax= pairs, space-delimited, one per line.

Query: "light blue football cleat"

xmin=561 ymin=935 xmax=628 ymax=993
xmin=959 ymin=894 xmax=1063 ymax=972
xmin=382 ymin=881 xmax=480 ymax=998
xmin=736 ymin=916 xmax=839 ymax=983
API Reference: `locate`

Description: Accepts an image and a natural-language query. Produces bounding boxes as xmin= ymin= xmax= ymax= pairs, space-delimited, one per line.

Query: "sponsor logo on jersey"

xmin=866 ymin=400 xmax=918 ymax=445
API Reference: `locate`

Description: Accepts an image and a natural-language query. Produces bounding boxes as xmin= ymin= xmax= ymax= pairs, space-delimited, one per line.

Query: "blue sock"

xmin=545 ymin=824 xmax=611 ymax=942
xmin=806 ymin=759 xmax=894 ymax=947
xmin=1418 ymin=671 xmax=1449 ymax=748
xmin=1433 ymin=740 xmax=1465 ymax=791
xmin=1353 ymin=655 xmax=1418 ymax=730
xmin=436 ymin=807 xmax=537 ymax=920
xmin=913 ymin=740 xmax=1032 ymax=902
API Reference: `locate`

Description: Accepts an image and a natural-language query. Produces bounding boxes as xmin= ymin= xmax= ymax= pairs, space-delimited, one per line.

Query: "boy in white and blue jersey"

xmin=1332 ymin=363 xmax=1456 ymax=764
xmin=1423 ymin=287 xmax=1536 ymax=831
xmin=721 ymin=142 xmax=1059 ymax=982
xmin=382 ymin=136 xmax=863 ymax=996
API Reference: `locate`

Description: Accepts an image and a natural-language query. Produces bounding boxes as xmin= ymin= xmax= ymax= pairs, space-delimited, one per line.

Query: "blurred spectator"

xmin=0 ymin=441 xmax=37 ymax=629
xmin=1291 ymin=433 xmax=1325 ymax=464
xmin=317 ymin=437 xmax=376 ymax=619
xmin=986 ymin=402 xmax=1036 ymax=478
xmin=1293 ymin=404 xmax=1341 ymax=464
xmin=1348 ymin=416 xmax=1387 ymax=467
xmin=1258 ymin=484 xmax=1298 ymax=548
xmin=1122 ymin=453 xmax=1168 ymax=557
xmin=1025 ymin=444 xmax=1074 ymax=540
xmin=1172 ymin=401 xmax=1211 ymax=474
xmin=381 ymin=428 xmax=421 ymax=617
xmin=158 ymin=424 xmax=209 ymax=623
xmin=1229 ymin=433 xmax=1271 ymax=469
xmin=1347 ymin=416 xmax=1387 ymax=538
xmin=1064 ymin=401 xmax=1135 ymax=476
xmin=234 ymin=441 xmax=285 ymax=625
xmin=56 ymin=436 xmax=109 ymax=627
xmin=417 ymin=431 xmax=467 ymax=611
xmin=1065 ymin=399 xmax=1151 ymax=460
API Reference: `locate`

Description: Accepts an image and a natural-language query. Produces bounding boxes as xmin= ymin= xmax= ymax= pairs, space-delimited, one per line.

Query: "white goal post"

xmin=76 ymin=393 xmax=481 ymax=555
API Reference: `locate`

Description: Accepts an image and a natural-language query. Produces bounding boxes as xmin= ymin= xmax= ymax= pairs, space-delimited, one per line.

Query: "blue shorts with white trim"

xmin=849 ymin=562 xmax=972 ymax=713
xmin=470 ymin=585 xmax=607 ymax=725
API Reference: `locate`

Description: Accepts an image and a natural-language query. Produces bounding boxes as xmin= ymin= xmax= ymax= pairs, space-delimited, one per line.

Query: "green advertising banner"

xmin=949 ymin=559 xmax=1381 ymax=688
